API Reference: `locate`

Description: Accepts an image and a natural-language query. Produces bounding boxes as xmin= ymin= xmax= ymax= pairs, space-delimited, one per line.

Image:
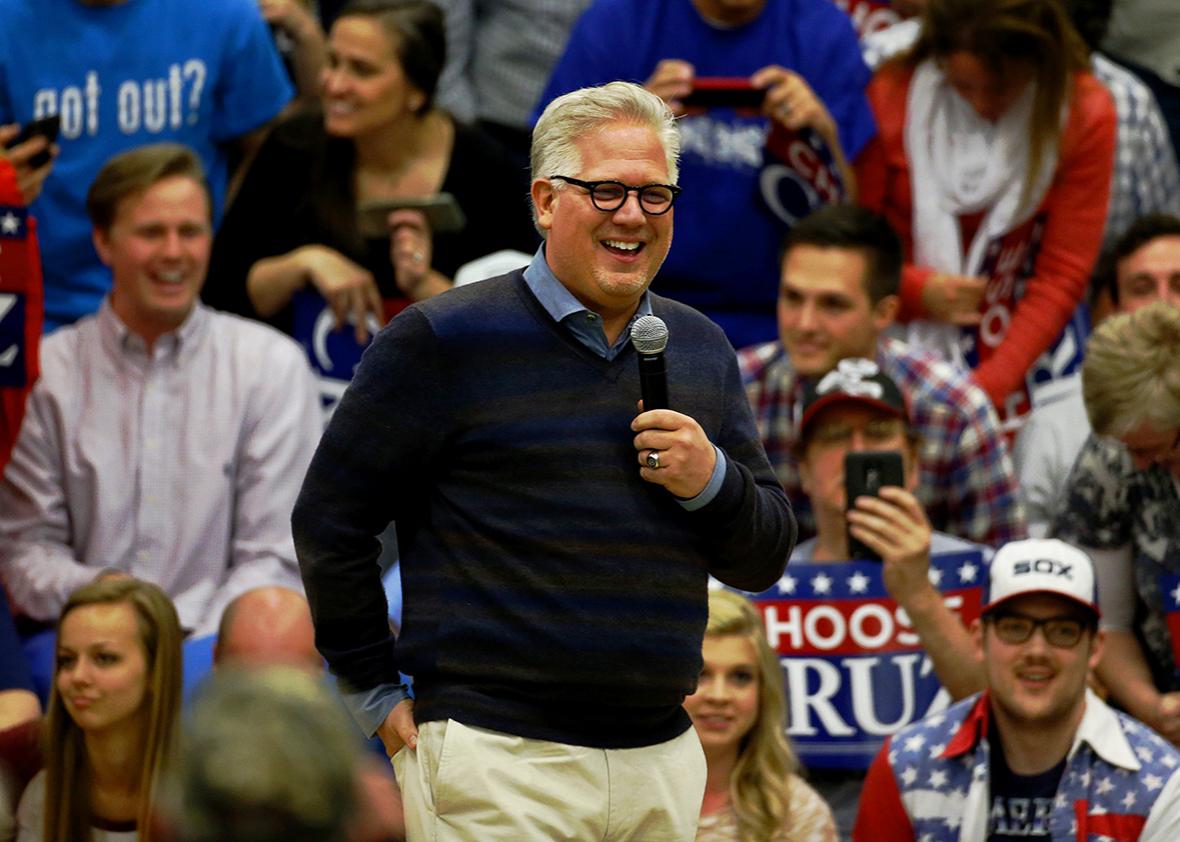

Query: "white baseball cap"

xmin=983 ymin=538 xmax=1100 ymax=619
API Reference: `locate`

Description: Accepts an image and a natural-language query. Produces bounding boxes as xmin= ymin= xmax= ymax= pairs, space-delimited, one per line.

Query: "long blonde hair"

xmin=43 ymin=577 xmax=183 ymax=842
xmin=705 ymin=589 xmax=799 ymax=842
xmin=905 ymin=0 xmax=1090 ymax=205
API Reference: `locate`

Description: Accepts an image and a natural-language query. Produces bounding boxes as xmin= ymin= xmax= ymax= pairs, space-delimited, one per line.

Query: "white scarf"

xmin=901 ymin=59 xmax=1058 ymax=364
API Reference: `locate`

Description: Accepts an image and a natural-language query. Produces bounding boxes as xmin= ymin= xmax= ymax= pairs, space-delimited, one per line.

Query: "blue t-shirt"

xmin=537 ymin=0 xmax=876 ymax=348
xmin=0 ymin=0 xmax=293 ymax=329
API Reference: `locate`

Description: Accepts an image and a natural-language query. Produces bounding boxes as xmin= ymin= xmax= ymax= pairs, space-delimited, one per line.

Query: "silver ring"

xmin=646 ymin=450 xmax=661 ymax=470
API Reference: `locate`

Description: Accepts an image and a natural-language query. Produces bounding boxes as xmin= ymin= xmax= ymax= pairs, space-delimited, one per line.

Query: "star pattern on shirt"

xmin=901 ymin=766 xmax=918 ymax=786
xmin=1095 ymin=776 xmax=1115 ymax=796
xmin=777 ymin=574 xmax=796 ymax=595
xmin=904 ymin=734 xmax=926 ymax=754
xmin=929 ymin=769 xmax=948 ymax=789
xmin=1136 ymin=745 xmax=1155 ymax=764
xmin=0 ymin=211 xmax=20 ymax=235
xmin=1143 ymin=773 xmax=1163 ymax=791
xmin=957 ymin=561 xmax=978 ymax=583
xmin=847 ymin=572 xmax=870 ymax=594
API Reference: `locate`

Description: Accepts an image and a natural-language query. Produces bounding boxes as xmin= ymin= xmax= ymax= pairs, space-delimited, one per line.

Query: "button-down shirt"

xmin=0 ymin=300 xmax=322 ymax=636
xmin=738 ymin=337 xmax=1025 ymax=547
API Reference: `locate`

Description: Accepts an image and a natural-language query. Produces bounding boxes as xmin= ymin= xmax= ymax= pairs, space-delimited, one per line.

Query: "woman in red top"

xmin=856 ymin=0 xmax=1116 ymax=416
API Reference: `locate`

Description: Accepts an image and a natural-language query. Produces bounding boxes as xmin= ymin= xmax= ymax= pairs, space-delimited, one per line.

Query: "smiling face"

xmin=56 ymin=602 xmax=150 ymax=736
xmin=321 ymin=15 xmax=420 ymax=138
xmin=976 ymin=593 xmax=1101 ymax=735
xmin=778 ymin=245 xmax=897 ymax=378
xmin=532 ymin=120 xmax=674 ymax=337
xmin=95 ymin=174 xmax=211 ymax=346
xmin=1116 ymin=235 xmax=1180 ymax=314
xmin=684 ymin=634 xmax=761 ymax=761
xmin=942 ymin=50 xmax=1034 ymax=123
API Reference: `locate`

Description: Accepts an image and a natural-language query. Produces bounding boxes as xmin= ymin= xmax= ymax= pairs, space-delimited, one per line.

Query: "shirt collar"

xmin=522 ymin=244 xmax=653 ymax=357
xmin=942 ymin=689 xmax=1140 ymax=771
xmin=98 ymin=296 xmax=209 ymax=359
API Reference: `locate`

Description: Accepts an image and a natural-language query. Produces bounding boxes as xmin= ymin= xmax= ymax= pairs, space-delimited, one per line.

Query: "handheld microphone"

xmin=631 ymin=315 xmax=669 ymax=411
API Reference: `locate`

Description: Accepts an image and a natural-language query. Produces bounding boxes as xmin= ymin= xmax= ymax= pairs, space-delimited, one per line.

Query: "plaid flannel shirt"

xmin=738 ymin=337 xmax=1026 ymax=547
xmin=1093 ymin=53 xmax=1180 ymax=248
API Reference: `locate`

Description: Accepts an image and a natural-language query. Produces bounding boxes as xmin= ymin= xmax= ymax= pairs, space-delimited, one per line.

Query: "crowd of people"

xmin=2 ymin=0 xmax=1180 ymax=840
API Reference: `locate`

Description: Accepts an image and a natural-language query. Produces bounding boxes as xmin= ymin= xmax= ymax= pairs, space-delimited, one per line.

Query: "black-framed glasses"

xmin=549 ymin=175 xmax=681 ymax=215
xmin=987 ymin=612 xmax=1091 ymax=648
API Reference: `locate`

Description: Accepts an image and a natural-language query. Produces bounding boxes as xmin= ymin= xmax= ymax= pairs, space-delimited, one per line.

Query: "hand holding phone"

xmin=844 ymin=450 xmax=905 ymax=561
xmin=5 ymin=114 xmax=61 ymax=169
xmin=681 ymin=77 xmax=767 ymax=110
xmin=357 ymin=193 xmax=466 ymax=239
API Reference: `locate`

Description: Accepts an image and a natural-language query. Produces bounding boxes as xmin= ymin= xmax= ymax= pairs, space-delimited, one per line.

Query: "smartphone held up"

xmin=845 ymin=450 xmax=904 ymax=562
xmin=5 ymin=114 xmax=60 ymax=169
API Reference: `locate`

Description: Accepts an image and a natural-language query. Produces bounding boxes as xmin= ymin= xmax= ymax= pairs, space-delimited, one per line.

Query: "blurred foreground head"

xmin=167 ymin=666 xmax=361 ymax=842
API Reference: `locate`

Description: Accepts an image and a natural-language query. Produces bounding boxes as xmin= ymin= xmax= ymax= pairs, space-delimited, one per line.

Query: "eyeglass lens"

xmin=590 ymin=182 xmax=675 ymax=213
xmin=993 ymin=614 xmax=1086 ymax=647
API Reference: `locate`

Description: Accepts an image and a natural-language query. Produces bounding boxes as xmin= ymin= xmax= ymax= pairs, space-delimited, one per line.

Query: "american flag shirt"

xmin=855 ymin=690 xmax=1180 ymax=841
xmin=738 ymin=337 xmax=1026 ymax=547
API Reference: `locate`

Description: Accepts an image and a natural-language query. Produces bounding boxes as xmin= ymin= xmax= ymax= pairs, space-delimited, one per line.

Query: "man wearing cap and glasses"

xmin=855 ymin=538 xmax=1180 ymax=841
xmin=791 ymin=357 xmax=989 ymax=836
xmin=293 ymin=80 xmax=794 ymax=840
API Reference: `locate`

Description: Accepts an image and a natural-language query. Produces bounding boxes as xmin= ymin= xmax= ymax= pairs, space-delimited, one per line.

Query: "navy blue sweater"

xmin=294 ymin=271 xmax=795 ymax=747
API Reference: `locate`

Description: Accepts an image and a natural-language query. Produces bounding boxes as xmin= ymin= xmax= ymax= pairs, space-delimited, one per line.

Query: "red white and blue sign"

xmin=1160 ymin=572 xmax=1180 ymax=671
xmin=742 ymin=549 xmax=985 ymax=770
xmin=759 ymin=125 xmax=845 ymax=229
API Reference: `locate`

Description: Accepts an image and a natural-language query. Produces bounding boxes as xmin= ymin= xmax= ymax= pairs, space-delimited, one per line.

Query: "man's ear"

xmin=1088 ymin=626 xmax=1106 ymax=672
xmin=871 ymin=293 xmax=900 ymax=333
xmin=92 ymin=227 xmax=113 ymax=268
xmin=531 ymin=178 xmax=557 ymax=233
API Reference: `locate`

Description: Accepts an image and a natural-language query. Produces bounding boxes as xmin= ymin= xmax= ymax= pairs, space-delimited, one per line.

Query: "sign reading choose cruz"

xmin=739 ymin=549 xmax=985 ymax=770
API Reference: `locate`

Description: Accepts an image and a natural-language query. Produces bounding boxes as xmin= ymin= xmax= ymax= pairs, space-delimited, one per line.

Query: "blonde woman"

xmin=17 ymin=578 xmax=182 ymax=842
xmin=686 ymin=589 xmax=835 ymax=842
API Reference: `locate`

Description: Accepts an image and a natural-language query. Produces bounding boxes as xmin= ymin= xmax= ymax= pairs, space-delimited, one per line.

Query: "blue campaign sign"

xmin=290 ymin=289 xmax=382 ymax=418
xmin=0 ymin=292 xmax=27 ymax=388
xmin=742 ymin=550 xmax=985 ymax=770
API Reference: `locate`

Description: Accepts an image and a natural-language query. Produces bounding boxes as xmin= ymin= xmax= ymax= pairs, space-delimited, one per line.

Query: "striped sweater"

xmin=294 ymin=270 xmax=795 ymax=748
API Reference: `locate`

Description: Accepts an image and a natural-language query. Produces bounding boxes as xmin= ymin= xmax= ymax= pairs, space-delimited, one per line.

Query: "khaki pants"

xmin=391 ymin=719 xmax=706 ymax=841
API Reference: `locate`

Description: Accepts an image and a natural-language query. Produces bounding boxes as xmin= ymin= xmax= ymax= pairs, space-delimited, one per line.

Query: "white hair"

xmin=529 ymin=81 xmax=681 ymax=229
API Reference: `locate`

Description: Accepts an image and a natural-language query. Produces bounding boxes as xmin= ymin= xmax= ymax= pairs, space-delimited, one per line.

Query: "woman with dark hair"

xmin=856 ymin=0 xmax=1116 ymax=414
xmin=686 ymin=589 xmax=835 ymax=842
xmin=16 ymin=577 xmax=183 ymax=842
xmin=205 ymin=0 xmax=537 ymax=342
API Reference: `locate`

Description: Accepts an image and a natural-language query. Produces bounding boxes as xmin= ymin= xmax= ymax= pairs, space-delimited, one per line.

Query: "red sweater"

xmin=856 ymin=64 xmax=1116 ymax=407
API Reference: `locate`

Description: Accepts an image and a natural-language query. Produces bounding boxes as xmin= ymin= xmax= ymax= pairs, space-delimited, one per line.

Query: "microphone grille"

xmin=631 ymin=315 xmax=668 ymax=354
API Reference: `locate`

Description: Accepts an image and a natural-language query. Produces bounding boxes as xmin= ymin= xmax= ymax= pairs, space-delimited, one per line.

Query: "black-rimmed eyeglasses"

xmin=549 ymin=175 xmax=681 ymax=215
xmin=986 ymin=612 xmax=1092 ymax=648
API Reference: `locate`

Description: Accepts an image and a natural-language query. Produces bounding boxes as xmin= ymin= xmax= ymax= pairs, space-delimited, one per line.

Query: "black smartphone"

xmin=357 ymin=193 xmax=467 ymax=239
xmin=845 ymin=451 xmax=905 ymax=561
xmin=681 ymin=77 xmax=766 ymax=110
xmin=6 ymin=114 xmax=61 ymax=169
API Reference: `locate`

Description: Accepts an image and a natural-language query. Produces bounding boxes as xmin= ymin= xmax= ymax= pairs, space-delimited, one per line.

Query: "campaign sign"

xmin=743 ymin=550 xmax=984 ymax=770
xmin=1160 ymin=573 xmax=1180 ymax=671
xmin=291 ymin=289 xmax=408 ymax=419
xmin=759 ymin=124 xmax=844 ymax=229
xmin=0 ymin=292 xmax=26 ymax=388
xmin=959 ymin=215 xmax=1088 ymax=430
